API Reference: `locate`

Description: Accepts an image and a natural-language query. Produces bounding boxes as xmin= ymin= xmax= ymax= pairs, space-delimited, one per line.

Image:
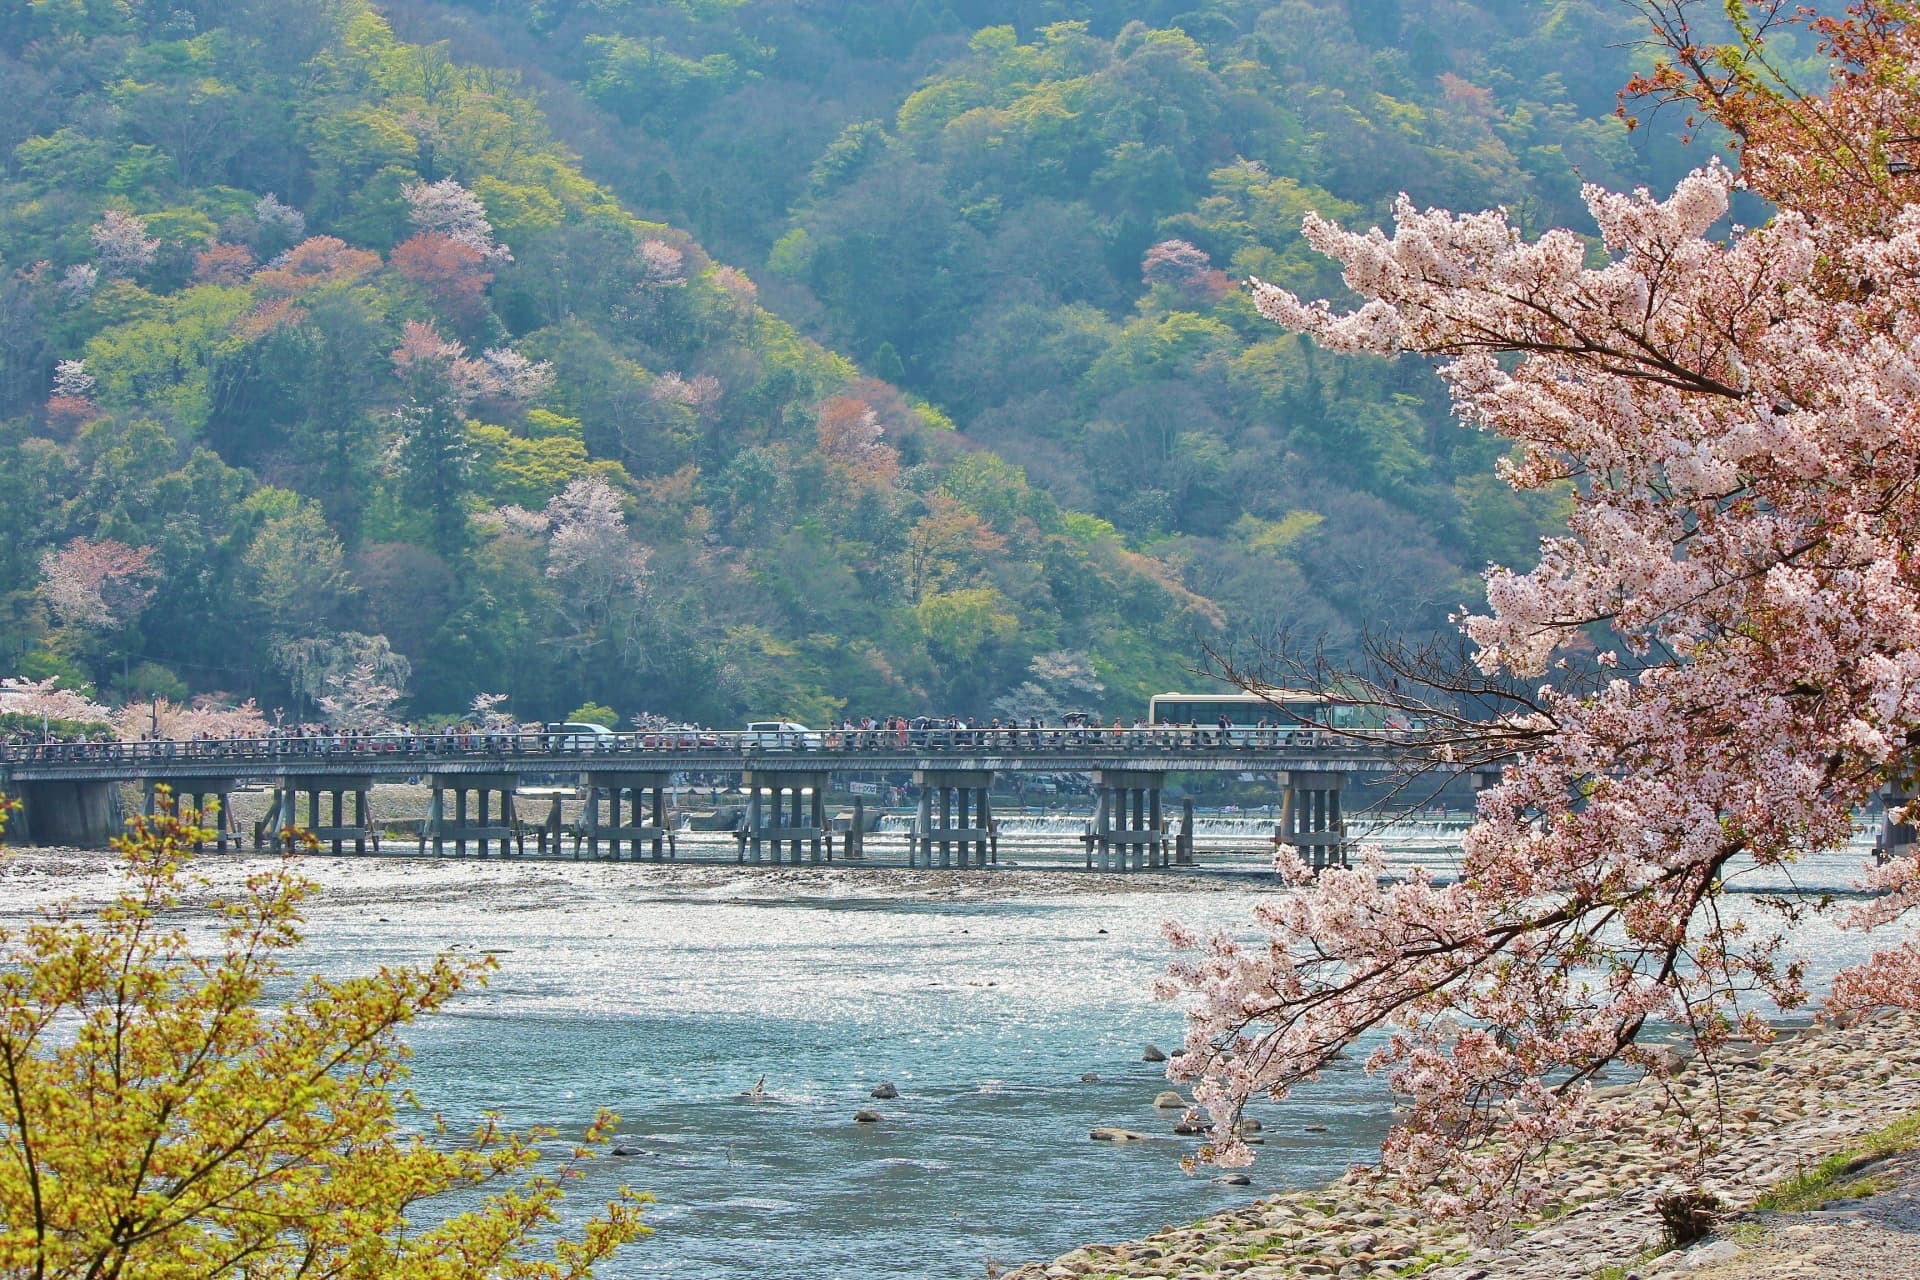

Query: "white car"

xmin=546 ymin=721 xmax=617 ymax=751
xmin=740 ymin=721 xmax=821 ymax=750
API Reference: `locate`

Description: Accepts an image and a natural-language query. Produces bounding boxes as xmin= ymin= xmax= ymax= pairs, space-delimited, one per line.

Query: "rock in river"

xmin=1142 ymin=1043 xmax=1168 ymax=1062
xmin=854 ymin=1109 xmax=882 ymax=1123
xmin=1090 ymin=1127 xmax=1152 ymax=1142
xmin=870 ymin=1081 xmax=899 ymax=1100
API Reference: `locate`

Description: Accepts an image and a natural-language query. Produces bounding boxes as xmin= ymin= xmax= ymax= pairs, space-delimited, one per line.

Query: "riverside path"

xmin=0 ymin=726 xmax=1454 ymax=871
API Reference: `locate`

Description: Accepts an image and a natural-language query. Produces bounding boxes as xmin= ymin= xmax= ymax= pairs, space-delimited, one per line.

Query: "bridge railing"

xmin=0 ymin=725 xmax=1427 ymax=768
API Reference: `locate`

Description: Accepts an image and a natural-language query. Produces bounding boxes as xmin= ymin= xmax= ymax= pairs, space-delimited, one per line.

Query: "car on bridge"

xmin=741 ymin=721 xmax=821 ymax=750
xmin=546 ymin=721 xmax=617 ymax=751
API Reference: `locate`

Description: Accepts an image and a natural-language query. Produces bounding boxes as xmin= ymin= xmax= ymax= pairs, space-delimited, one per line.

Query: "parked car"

xmin=740 ymin=720 xmax=821 ymax=750
xmin=546 ymin=721 xmax=617 ymax=751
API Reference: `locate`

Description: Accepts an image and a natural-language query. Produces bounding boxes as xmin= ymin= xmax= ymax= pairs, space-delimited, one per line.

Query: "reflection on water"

xmin=280 ymin=823 xmax=1885 ymax=1280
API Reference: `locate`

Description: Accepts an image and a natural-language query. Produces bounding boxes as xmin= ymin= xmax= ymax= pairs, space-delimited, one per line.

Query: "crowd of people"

xmin=2 ymin=711 xmax=1334 ymax=763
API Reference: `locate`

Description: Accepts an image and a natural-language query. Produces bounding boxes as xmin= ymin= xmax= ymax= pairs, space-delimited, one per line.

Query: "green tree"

xmin=0 ymin=796 xmax=649 ymax=1278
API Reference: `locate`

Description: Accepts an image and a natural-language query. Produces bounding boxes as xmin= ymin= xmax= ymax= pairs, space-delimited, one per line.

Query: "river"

xmin=0 ymin=821 xmax=1890 ymax=1278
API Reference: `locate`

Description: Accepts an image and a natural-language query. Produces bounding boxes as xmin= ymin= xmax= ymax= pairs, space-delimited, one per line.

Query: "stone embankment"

xmin=1005 ymin=1012 xmax=1920 ymax=1280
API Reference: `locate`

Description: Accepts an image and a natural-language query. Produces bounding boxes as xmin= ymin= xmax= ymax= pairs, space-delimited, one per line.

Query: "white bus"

xmin=1146 ymin=689 xmax=1363 ymax=741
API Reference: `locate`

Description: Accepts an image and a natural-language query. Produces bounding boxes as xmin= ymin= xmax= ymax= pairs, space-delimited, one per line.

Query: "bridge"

xmin=0 ymin=728 xmax=1459 ymax=871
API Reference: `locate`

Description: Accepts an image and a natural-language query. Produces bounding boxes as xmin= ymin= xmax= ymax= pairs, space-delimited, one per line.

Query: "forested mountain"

xmin=0 ymin=0 xmax=1696 ymax=729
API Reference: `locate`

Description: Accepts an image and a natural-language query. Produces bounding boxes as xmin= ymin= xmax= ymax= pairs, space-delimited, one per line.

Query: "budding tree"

xmin=1161 ymin=0 xmax=1920 ymax=1236
xmin=0 ymin=799 xmax=648 ymax=1278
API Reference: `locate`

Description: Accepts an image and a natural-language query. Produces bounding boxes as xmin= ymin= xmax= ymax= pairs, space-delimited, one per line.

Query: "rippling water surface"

xmin=278 ymin=828 xmax=1885 ymax=1280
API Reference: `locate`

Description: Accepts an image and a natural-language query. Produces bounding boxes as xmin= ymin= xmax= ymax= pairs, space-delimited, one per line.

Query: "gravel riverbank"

xmin=0 ymin=843 xmax=1251 ymax=917
xmin=1004 ymin=1012 xmax=1920 ymax=1280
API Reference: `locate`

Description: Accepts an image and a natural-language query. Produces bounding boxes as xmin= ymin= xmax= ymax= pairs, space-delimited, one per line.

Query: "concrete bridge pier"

xmin=1176 ymin=796 xmax=1196 ymax=865
xmin=579 ymin=771 xmax=673 ymax=861
xmin=742 ymin=770 xmax=829 ymax=864
xmin=8 ymin=779 xmax=124 ymax=848
xmin=1279 ymin=770 xmax=1347 ymax=870
xmin=421 ymin=773 xmax=518 ymax=857
xmin=911 ymin=769 xmax=994 ymax=868
xmin=1091 ymin=769 xmax=1167 ymax=871
xmin=144 ymin=779 xmax=240 ymax=851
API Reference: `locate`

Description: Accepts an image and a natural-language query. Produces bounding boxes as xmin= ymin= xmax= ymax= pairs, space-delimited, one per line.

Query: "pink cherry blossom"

xmin=1163 ymin=3 xmax=1920 ymax=1238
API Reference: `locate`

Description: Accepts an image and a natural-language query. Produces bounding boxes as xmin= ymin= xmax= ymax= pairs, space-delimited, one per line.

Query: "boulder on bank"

xmin=870 ymin=1081 xmax=899 ymax=1099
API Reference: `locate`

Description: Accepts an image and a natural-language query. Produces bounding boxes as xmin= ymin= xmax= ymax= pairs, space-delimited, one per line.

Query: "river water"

xmin=252 ymin=824 xmax=1889 ymax=1279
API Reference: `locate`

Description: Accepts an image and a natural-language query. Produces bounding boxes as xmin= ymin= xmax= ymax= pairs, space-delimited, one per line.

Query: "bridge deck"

xmin=0 ymin=728 xmax=1418 ymax=785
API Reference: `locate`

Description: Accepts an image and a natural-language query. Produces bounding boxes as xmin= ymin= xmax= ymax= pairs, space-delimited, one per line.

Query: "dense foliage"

xmin=0 ymin=0 xmax=1692 ymax=727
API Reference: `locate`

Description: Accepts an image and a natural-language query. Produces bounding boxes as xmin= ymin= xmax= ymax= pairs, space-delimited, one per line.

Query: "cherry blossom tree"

xmin=636 ymin=239 xmax=687 ymax=287
xmin=1161 ymin=0 xmax=1920 ymax=1237
xmin=544 ymin=475 xmax=650 ymax=657
xmin=114 ymin=696 xmax=270 ymax=741
xmin=401 ymin=178 xmax=510 ymax=262
xmin=88 ymin=209 xmax=159 ymax=278
xmin=45 ymin=358 xmax=100 ymax=431
xmin=1141 ymin=238 xmax=1231 ymax=303
xmin=249 ymin=191 xmax=306 ymax=254
xmin=58 ymin=263 xmax=97 ymax=304
xmin=0 ymin=677 xmax=112 ymax=726
xmin=815 ymin=394 xmax=898 ymax=479
xmin=38 ymin=538 xmax=159 ymax=633
xmin=469 ymin=692 xmax=516 ymax=731
xmin=317 ymin=659 xmax=405 ymax=733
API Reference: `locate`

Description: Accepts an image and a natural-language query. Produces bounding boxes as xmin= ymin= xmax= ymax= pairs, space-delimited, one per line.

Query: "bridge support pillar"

xmin=10 ymin=779 xmax=124 ymax=848
xmin=141 ymin=780 xmax=240 ymax=851
xmin=1176 ymin=796 xmax=1195 ymax=865
xmin=268 ymin=776 xmax=376 ymax=854
xmin=1279 ymin=770 xmax=1347 ymax=871
xmin=1091 ymin=770 xmax=1168 ymax=871
xmin=741 ymin=770 xmax=829 ymax=865
xmin=577 ymin=771 xmax=673 ymax=861
xmin=420 ymin=773 xmax=518 ymax=857
xmin=910 ymin=770 xmax=994 ymax=868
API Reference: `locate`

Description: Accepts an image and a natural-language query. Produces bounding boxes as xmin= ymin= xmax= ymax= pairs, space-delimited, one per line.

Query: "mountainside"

xmin=0 ymin=0 xmax=1694 ymax=729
